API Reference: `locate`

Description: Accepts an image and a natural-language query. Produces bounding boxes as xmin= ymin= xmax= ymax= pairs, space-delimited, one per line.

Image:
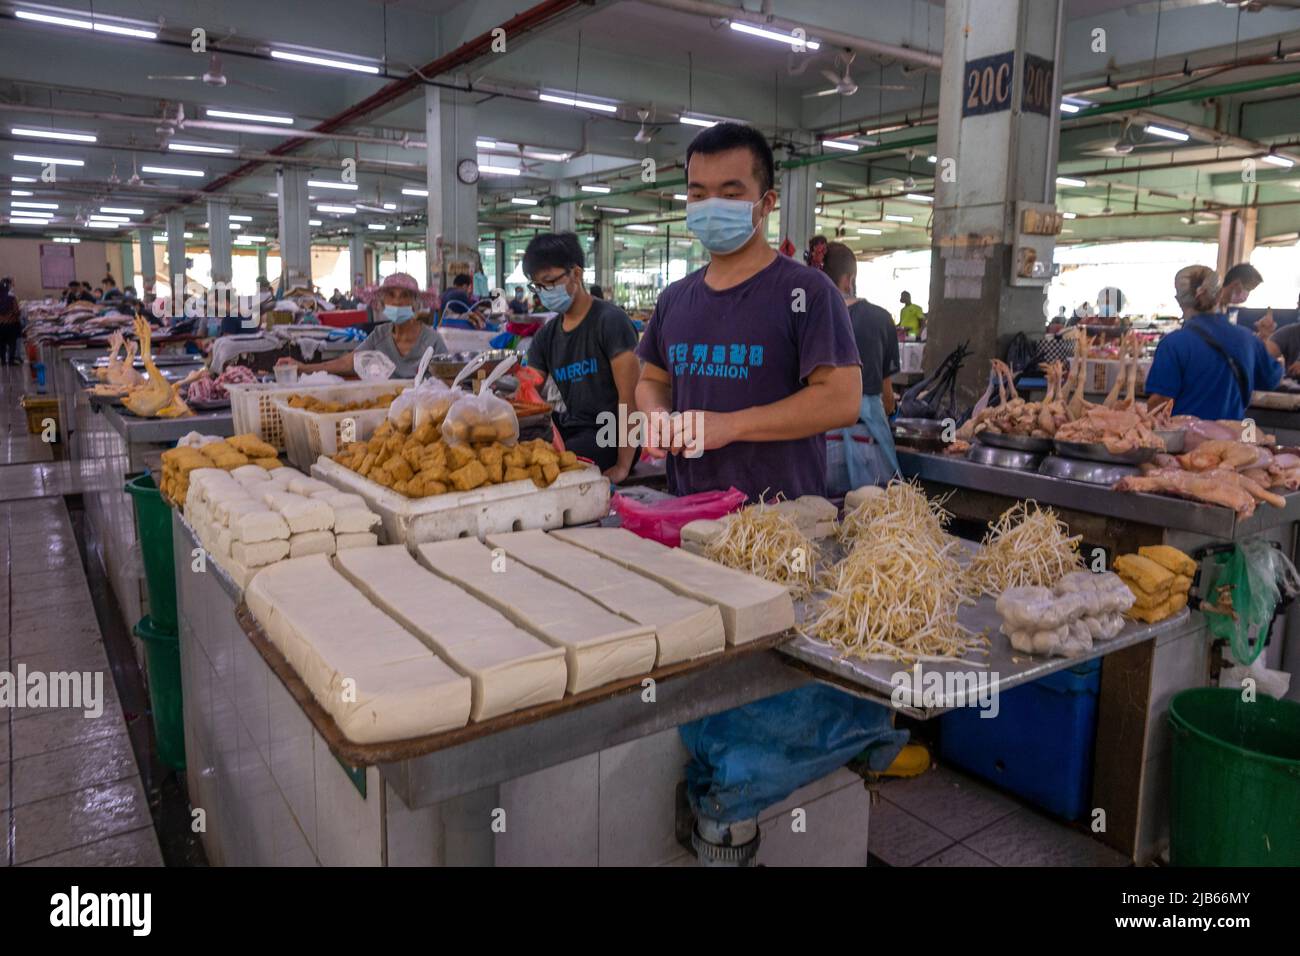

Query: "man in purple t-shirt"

xmin=635 ymin=124 xmax=861 ymax=502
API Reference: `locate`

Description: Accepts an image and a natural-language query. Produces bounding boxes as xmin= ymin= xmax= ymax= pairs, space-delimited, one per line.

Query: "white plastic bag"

xmin=297 ymin=371 xmax=345 ymax=385
xmin=441 ymin=354 xmax=520 ymax=446
xmin=387 ymin=348 xmax=462 ymax=430
xmin=353 ymin=349 xmax=396 ymax=381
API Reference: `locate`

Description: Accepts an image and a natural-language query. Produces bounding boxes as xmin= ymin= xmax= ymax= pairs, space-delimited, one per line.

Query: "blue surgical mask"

xmin=686 ymin=196 xmax=761 ymax=254
xmin=384 ymin=305 xmax=415 ymax=324
xmin=537 ymin=283 xmax=573 ymax=314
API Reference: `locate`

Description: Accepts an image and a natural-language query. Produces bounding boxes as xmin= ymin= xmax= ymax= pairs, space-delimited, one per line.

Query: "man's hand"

xmin=603 ymin=462 xmax=631 ymax=484
xmin=1287 ymin=360 xmax=1300 ymax=378
xmin=1256 ymin=309 xmax=1276 ymax=340
xmin=681 ymin=409 xmax=738 ymax=455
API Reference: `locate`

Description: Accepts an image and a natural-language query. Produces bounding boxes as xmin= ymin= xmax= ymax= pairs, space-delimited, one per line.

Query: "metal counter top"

xmin=71 ymin=356 xmax=204 ymax=388
xmin=101 ymin=401 xmax=233 ymax=444
xmin=898 ymin=449 xmax=1300 ymax=539
xmin=781 ymin=603 xmax=1196 ymax=718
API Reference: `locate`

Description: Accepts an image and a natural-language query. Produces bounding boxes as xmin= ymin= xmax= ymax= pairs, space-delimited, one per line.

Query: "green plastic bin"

xmin=125 ymin=472 xmax=177 ymax=633
xmin=133 ymin=615 xmax=186 ymax=772
xmin=1169 ymin=688 xmax=1300 ymax=866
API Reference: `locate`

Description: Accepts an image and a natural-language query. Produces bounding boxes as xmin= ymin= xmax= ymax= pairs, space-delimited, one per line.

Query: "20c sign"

xmin=963 ymin=51 xmax=1014 ymax=117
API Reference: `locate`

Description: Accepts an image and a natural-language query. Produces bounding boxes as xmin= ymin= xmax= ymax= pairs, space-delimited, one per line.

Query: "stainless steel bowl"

xmin=427 ymin=348 xmax=523 ymax=382
xmin=976 ymin=430 xmax=1055 ymax=453
xmin=966 ymin=442 xmax=1044 ymax=470
xmin=1038 ymin=454 xmax=1140 ymax=485
xmin=1155 ymin=429 xmax=1186 ymax=454
xmin=1053 ymin=439 xmax=1159 ymax=465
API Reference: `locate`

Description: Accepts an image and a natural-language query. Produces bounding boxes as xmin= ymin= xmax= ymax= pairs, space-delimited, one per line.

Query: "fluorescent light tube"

xmin=270 ymin=49 xmax=380 ymax=74
xmin=142 ymin=165 xmax=204 ymax=177
xmin=594 ymin=205 xmax=630 ymax=213
xmin=205 ymin=109 xmax=293 ymax=125
xmin=228 ymin=214 xmax=253 ymax=222
xmin=11 ymin=190 xmax=32 ymax=197
xmin=15 ymin=10 xmax=90 ymax=30
xmin=308 ymin=219 xmax=322 ymax=226
xmin=11 ymin=176 xmax=37 ymax=183
xmin=53 ymin=236 xmax=79 ymax=243
xmin=822 ymin=139 xmax=860 ymax=152
xmin=317 ymin=204 xmax=356 ymax=214
xmin=672 ymin=194 xmax=688 ymax=200
xmin=1262 ymin=154 xmax=1295 ymax=169
xmin=680 ymin=115 xmax=717 ymax=128
xmin=626 ymin=224 xmax=656 ymax=232
xmin=1056 ymin=176 xmax=1087 ymax=188
xmin=13 ymin=154 xmax=83 ymax=166
xmin=728 ymin=21 xmax=820 ymax=50
xmin=101 ymin=206 xmax=143 ymax=215
xmin=538 ymin=93 xmax=618 ymax=113
xmin=525 ymin=149 xmax=569 ymax=161
xmin=580 ymin=184 xmax=611 ymax=194
xmin=11 ymin=201 xmax=57 ymax=209
xmin=366 ymin=224 xmax=386 ymax=231
xmin=905 ymin=193 xmax=934 ymax=203
xmin=11 ymin=127 xmax=96 ymax=143
xmin=169 ymin=142 xmax=233 ymax=154
xmin=9 ymin=217 xmax=51 ymax=225
xmin=480 ymin=164 xmax=521 ymax=176
xmin=307 ymin=180 xmax=358 ymax=191
xmin=401 ymin=187 xmax=428 ymax=197
xmin=382 ymin=202 xmax=397 ymax=210
xmin=1063 ymin=212 xmax=1077 ymax=219
xmin=857 ymin=228 xmax=882 ymax=235
xmin=1145 ymin=124 xmax=1189 ymax=142
xmin=510 ymin=197 xmax=539 ymax=206
xmin=884 ymin=214 xmax=912 ymax=223
xmin=529 ymin=214 xmax=551 ymax=221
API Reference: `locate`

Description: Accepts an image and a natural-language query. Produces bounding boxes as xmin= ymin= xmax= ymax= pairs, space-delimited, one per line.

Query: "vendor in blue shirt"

xmin=1145 ymin=264 xmax=1282 ymax=421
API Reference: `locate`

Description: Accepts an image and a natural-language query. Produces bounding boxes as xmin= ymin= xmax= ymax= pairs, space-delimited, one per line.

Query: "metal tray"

xmin=1053 ymin=439 xmax=1159 ymax=465
xmin=966 ymin=442 xmax=1043 ymax=471
xmin=976 ymin=430 xmax=1054 ymax=453
xmin=1155 ymin=429 xmax=1186 ymax=454
xmin=427 ymin=348 xmax=522 ymax=382
xmin=893 ymin=417 xmax=949 ymax=452
xmin=1038 ymin=454 xmax=1140 ymax=485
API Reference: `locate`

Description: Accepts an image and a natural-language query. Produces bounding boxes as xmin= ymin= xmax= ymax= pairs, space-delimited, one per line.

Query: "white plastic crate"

xmin=227 ymin=379 xmax=411 ymax=451
xmin=311 ymin=455 xmax=611 ymax=547
xmin=276 ymin=401 xmax=393 ymax=470
xmin=1083 ymin=359 xmax=1150 ymax=396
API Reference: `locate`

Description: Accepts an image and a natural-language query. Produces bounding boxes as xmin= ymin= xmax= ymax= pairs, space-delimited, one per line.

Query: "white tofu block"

xmin=234 ymin=509 xmax=290 ymax=544
xmin=333 ymin=507 xmax=380 ymax=534
xmin=245 ymin=555 xmax=471 ymax=743
xmin=551 ymin=527 xmax=794 ymax=646
xmin=289 ymin=530 xmax=336 ymax=558
xmin=263 ymin=467 xmax=302 ymax=488
xmin=215 ymin=528 xmax=233 ymax=560
xmin=844 ymin=485 xmax=886 ymax=513
xmin=417 ymin=538 xmax=657 ymax=694
xmin=486 ymin=530 xmax=725 ymax=666
xmin=334 ymin=546 xmax=567 ymax=720
xmin=265 ymin=491 xmax=334 ymax=533
xmin=189 ymin=468 xmax=236 ymax=495
xmin=335 ymin=532 xmax=378 ymax=550
xmin=314 ymin=491 xmax=366 ymax=509
xmin=288 ymin=475 xmax=334 ymax=497
xmin=232 ymin=538 xmax=290 ymax=568
xmin=216 ymin=497 xmax=268 ymax=528
xmin=231 ymin=464 xmax=272 ymax=484
xmin=218 ymin=554 xmax=256 ymax=590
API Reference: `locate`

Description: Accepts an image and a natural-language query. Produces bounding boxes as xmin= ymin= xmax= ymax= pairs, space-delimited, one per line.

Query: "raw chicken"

xmin=121 ymin=317 xmax=190 ymax=418
xmin=1114 ymin=467 xmax=1285 ymax=516
xmin=1178 ymin=439 xmax=1264 ymax=472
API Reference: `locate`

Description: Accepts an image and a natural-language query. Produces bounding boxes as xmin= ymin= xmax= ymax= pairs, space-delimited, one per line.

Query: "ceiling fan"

xmin=1077 ymin=119 xmax=1186 ymax=158
xmin=148 ymin=54 xmax=276 ymax=94
xmin=804 ymin=51 xmax=910 ymax=99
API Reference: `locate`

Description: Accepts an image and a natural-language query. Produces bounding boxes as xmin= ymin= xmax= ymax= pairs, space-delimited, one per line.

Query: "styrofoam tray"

xmin=311 ymin=455 xmax=611 ymax=547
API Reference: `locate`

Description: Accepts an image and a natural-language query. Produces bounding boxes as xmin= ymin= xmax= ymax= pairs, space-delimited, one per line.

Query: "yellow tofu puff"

xmin=1113 ymin=554 xmax=1175 ymax=595
xmin=1137 ymin=545 xmax=1197 ymax=578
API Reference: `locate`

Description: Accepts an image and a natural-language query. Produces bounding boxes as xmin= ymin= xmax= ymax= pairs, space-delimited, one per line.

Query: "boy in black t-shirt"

xmin=523 ymin=233 xmax=640 ymax=482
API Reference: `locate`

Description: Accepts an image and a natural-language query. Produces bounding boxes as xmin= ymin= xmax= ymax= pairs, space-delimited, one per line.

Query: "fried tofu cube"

xmin=559 ymin=450 xmax=578 ymax=467
xmin=477 ymin=443 xmax=504 ymax=467
xmin=484 ymin=459 xmax=503 ymax=484
xmin=384 ymin=456 xmax=414 ymax=482
xmin=357 ymin=452 xmax=377 ymax=477
xmin=449 ymin=459 xmax=488 ymax=491
xmin=541 ymin=461 xmax=560 ymax=485
xmin=503 ymin=447 xmax=526 ymax=469
xmin=446 ymin=443 xmax=476 ymax=470
xmin=527 ymin=464 xmax=544 ymax=484
xmin=413 ymin=421 xmax=438 ymax=445
xmin=503 ymin=465 xmax=529 ymax=483
xmin=401 ymin=444 xmax=424 ymax=469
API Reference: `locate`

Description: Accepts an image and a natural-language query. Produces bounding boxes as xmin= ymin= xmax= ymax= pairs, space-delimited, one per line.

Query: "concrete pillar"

xmin=165 ymin=211 xmax=186 ymax=299
xmin=779 ymin=161 xmax=818 ymax=260
xmin=493 ymin=236 xmax=506 ymax=290
xmin=552 ymin=180 xmax=576 ymax=234
xmin=275 ymin=165 xmax=312 ymax=290
xmin=1216 ymin=208 xmax=1258 ymax=277
xmin=925 ymin=0 xmax=1066 ymax=401
xmin=349 ymin=231 xmax=366 ymax=286
xmin=120 ymin=240 xmax=134 ymax=292
xmin=596 ymin=219 xmax=615 ymax=290
xmin=207 ymin=199 xmax=233 ymax=286
xmin=256 ymin=246 xmax=268 ymax=281
xmin=425 ymin=84 xmax=478 ymax=295
xmin=137 ymin=228 xmax=156 ymax=297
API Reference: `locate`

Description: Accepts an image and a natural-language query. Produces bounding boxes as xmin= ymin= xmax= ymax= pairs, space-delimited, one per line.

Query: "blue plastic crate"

xmin=939 ymin=659 xmax=1101 ymax=821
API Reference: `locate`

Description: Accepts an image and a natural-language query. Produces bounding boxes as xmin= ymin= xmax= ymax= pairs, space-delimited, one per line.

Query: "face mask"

xmin=537 ymin=281 xmax=573 ymax=314
xmin=686 ymin=196 xmax=762 ymax=254
xmin=384 ymin=305 xmax=415 ymax=324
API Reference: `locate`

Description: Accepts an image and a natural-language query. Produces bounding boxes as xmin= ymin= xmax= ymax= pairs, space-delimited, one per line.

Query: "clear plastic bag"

xmin=441 ymin=354 xmax=520 ymax=446
xmin=353 ymin=349 xmax=396 ymax=381
xmin=387 ymin=347 xmax=462 ymax=431
xmin=611 ymin=487 xmax=748 ymax=547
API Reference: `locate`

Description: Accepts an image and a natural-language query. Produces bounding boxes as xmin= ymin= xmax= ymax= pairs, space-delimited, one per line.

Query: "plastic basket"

xmin=227 ymin=379 xmax=411 ymax=452
xmin=276 ymin=401 xmax=392 ymax=470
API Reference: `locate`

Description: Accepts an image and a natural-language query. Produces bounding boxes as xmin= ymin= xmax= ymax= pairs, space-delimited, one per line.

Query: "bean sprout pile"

xmin=965 ymin=500 xmax=1083 ymax=596
xmin=704 ymin=501 xmax=820 ymax=598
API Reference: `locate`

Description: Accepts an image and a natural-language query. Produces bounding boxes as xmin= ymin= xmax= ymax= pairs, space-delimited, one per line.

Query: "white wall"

xmin=0 ymin=237 xmax=121 ymax=300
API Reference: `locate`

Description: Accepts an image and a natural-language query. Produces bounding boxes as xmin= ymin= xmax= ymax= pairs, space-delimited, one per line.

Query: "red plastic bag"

xmin=515 ymin=365 xmax=545 ymax=406
xmin=611 ymin=488 xmax=747 ymax=547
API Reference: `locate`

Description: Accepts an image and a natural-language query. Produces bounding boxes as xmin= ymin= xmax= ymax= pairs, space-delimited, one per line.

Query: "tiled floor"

xmin=1 ymin=363 xmax=163 ymax=867
xmin=868 ymin=764 xmax=1131 ymax=867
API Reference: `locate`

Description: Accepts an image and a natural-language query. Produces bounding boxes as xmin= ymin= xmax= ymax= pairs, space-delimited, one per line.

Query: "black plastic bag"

xmin=898 ymin=342 xmax=970 ymax=421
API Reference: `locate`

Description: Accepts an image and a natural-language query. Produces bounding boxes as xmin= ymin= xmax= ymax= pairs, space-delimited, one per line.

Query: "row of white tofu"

xmin=244 ymin=528 xmax=796 ymax=744
xmin=183 ymin=465 xmax=382 ymax=588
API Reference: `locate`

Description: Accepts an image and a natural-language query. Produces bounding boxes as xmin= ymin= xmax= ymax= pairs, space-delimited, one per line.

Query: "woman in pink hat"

xmin=285 ymin=271 xmax=447 ymax=379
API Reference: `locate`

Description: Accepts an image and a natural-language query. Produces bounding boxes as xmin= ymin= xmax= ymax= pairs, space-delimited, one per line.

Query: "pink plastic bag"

xmin=611 ymin=488 xmax=748 ymax=547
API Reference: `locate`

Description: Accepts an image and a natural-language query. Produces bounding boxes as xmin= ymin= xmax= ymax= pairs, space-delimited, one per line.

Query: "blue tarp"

xmin=679 ymin=684 xmax=908 ymax=824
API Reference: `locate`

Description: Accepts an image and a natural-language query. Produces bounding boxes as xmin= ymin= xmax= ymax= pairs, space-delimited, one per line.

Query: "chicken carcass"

xmin=1178 ymin=439 xmax=1265 ymax=473
xmin=1055 ymin=405 xmax=1164 ymax=455
xmin=121 ymin=317 xmax=190 ymax=418
xmin=1114 ymin=467 xmax=1286 ymax=516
